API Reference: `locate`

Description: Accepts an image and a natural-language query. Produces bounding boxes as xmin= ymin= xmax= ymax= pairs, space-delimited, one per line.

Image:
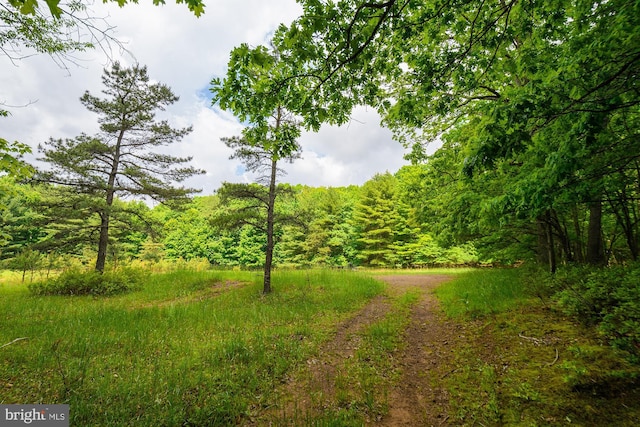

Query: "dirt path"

xmin=270 ymin=294 xmax=394 ymax=423
xmin=374 ymin=274 xmax=462 ymax=427
xmin=256 ymin=274 xmax=465 ymax=426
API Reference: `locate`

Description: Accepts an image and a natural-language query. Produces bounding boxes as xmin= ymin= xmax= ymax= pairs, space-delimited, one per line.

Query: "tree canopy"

xmin=256 ymin=0 xmax=640 ymax=271
xmin=7 ymin=0 xmax=205 ymax=18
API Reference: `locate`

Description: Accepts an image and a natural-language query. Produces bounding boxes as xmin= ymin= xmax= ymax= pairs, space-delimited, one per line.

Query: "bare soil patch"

xmin=257 ymin=274 xmax=471 ymax=426
xmin=374 ymin=274 xmax=464 ymax=427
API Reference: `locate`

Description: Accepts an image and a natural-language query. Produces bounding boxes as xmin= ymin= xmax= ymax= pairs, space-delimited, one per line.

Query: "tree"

xmin=36 ymin=62 xmax=204 ymax=272
xmin=163 ymin=206 xmax=218 ymax=262
xmin=279 ymin=186 xmax=359 ymax=267
xmin=1 ymin=0 xmax=206 ymax=175
xmin=1 ymin=0 xmax=94 ymax=67
xmin=212 ymin=123 xmax=302 ymax=293
xmin=1 ymin=134 xmax=32 ymax=181
xmin=211 ymin=43 xmax=303 ymax=294
xmin=0 ymin=177 xmax=45 ymax=257
xmin=264 ymin=0 xmax=640 ymax=269
xmin=2 ymin=0 xmax=205 ymax=65
xmin=352 ymin=173 xmax=403 ymax=267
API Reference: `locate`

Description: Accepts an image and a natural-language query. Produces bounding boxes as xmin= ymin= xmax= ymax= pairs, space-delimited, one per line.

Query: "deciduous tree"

xmin=267 ymin=0 xmax=640 ymax=269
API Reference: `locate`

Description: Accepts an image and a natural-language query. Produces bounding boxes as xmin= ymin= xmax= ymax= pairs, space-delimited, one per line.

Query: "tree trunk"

xmin=95 ymin=128 xmax=124 ymax=273
xmin=586 ymin=198 xmax=605 ymax=265
xmin=536 ymin=216 xmax=548 ymax=264
xmin=606 ymin=184 xmax=639 ymax=262
xmin=263 ymin=157 xmax=277 ymax=295
xmin=545 ymin=210 xmax=557 ymax=274
xmin=572 ymin=206 xmax=585 ymax=263
xmin=263 ymin=107 xmax=282 ymax=295
xmin=550 ymin=209 xmax=573 ymax=263
xmin=95 ymin=211 xmax=111 ymax=273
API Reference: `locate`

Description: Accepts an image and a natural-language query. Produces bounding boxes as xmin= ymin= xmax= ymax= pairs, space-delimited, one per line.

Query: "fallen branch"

xmin=547 ymin=348 xmax=559 ymax=367
xmin=441 ymin=368 xmax=459 ymax=379
xmin=518 ymin=333 xmax=546 ymax=346
xmin=0 ymin=337 xmax=29 ymax=350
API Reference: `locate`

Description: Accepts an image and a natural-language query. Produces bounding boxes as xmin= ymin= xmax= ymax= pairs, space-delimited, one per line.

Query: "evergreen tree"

xmin=211 ymin=42 xmax=304 ymax=294
xmin=352 ymin=173 xmax=402 ymax=267
xmin=36 ymin=62 xmax=204 ymax=272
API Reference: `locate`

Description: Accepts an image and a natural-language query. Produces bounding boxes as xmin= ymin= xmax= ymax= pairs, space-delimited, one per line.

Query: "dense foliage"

xmin=250 ymin=0 xmax=640 ymax=274
xmin=551 ymin=264 xmax=640 ymax=362
xmin=28 ymin=267 xmax=143 ymax=296
xmin=0 ymin=171 xmax=482 ymax=271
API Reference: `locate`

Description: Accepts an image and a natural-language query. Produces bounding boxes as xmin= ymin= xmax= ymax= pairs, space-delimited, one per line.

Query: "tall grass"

xmin=0 ymin=268 xmax=384 ymax=426
xmin=364 ymin=267 xmax=476 ymax=276
xmin=435 ymin=268 xmax=530 ymax=317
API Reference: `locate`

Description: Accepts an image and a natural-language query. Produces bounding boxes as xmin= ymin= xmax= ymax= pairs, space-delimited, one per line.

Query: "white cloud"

xmin=1 ymin=0 xmax=412 ymax=196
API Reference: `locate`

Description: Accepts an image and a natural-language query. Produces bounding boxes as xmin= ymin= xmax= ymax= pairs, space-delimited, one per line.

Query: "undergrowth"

xmin=550 ymin=264 xmax=640 ymax=362
xmin=437 ymin=266 xmax=640 ymax=425
xmin=28 ymin=268 xmax=144 ymax=296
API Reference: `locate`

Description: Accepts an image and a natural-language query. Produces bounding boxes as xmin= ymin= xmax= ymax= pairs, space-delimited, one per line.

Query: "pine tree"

xmin=352 ymin=173 xmax=402 ymax=267
xmin=37 ymin=62 xmax=204 ymax=272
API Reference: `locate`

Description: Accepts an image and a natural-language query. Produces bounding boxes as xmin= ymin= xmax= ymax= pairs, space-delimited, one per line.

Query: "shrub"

xmin=553 ymin=264 xmax=640 ymax=362
xmin=28 ymin=268 xmax=144 ymax=296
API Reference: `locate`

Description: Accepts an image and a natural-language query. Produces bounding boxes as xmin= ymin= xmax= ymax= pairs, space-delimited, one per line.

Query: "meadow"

xmin=2 ymin=267 xmax=639 ymax=425
xmin=0 ymin=269 xmax=385 ymax=425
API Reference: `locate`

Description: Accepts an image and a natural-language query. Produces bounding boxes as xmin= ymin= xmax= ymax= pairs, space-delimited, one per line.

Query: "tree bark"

xmin=95 ymin=211 xmax=111 ymax=273
xmin=262 ymin=107 xmax=282 ymax=295
xmin=572 ymin=205 xmax=585 ymax=263
xmin=95 ymin=128 xmax=124 ymax=273
xmin=586 ymin=198 xmax=606 ymax=265
xmin=545 ymin=210 xmax=557 ymax=274
xmin=263 ymin=157 xmax=277 ymax=294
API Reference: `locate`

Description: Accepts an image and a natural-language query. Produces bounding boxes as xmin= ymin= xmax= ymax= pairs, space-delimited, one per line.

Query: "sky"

xmin=1 ymin=0 xmax=426 ymax=196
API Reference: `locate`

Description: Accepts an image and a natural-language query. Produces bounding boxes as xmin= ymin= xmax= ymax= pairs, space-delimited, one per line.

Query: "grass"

xmin=5 ymin=266 xmax=639 ymax=425
xmin=434 ymin=268 xmax=529 ymax=317
xmin=0 ymin=268 xmax=385 ymax=426
xmin=330 ymin=290 xmax=420 ymax=423
xmin=436 ymin=268 xmax=640 ymax=425
xmin=364 ymin=267 xmax=476 ymax=276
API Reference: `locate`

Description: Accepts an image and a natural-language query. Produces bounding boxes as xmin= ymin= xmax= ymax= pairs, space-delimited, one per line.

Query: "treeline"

xmin=0 ymin=171 xmax=479 ymax=273
xmin=4 ymin=146 xmax=640 ymax=274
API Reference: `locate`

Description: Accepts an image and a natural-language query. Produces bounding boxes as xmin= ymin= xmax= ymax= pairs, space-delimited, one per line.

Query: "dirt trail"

xmin=375 ymin=274 xmax=463 ymax=426
xmin=257 ymin=274 xmax=464 ymax=426
xmin=270 ymin=294 xmax=394 ymax=423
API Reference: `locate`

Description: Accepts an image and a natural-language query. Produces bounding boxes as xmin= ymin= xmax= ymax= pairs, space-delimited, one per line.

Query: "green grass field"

xmin=2 ymin=267 xmax=639 ymax=425
xmin=0 ymin=269 xmax=385 ymax=425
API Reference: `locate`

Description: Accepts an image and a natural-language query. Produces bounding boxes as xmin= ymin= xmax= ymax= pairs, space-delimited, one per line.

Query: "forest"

xmin=0 ymin=170 xmax=483 ymax=274
xmin=2 ymin=0 xmax=640 ymax=425
xmin=2 ymin=0 xmax=638 ymax=276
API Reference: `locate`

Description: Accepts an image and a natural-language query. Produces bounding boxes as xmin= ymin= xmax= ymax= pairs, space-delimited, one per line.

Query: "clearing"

xmin=255 ymin=273 xmax=474 ymax=426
